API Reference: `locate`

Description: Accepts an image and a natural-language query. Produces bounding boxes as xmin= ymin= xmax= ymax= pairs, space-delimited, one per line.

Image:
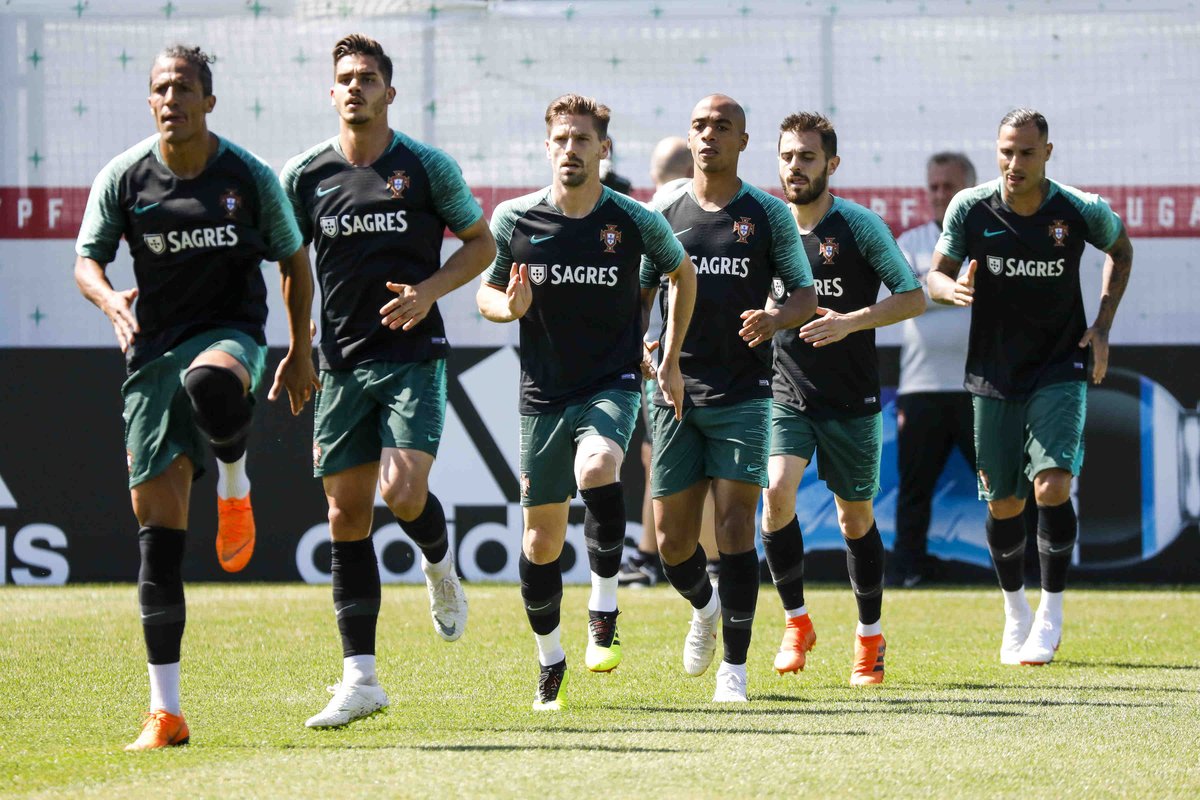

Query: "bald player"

xmin=644 ymin=95 xmax=815 ymax=702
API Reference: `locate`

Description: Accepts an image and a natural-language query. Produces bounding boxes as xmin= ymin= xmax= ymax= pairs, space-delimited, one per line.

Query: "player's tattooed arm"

xmin=739 ymin=283 xmax=817 ymax=348
xmin=382 ymin=217 xmax=497 ymax=331
xmin=268 ymin=246 xmax=320 ymax=415
xmin=928 ymin=250 xmax=976 ymax=306
xmin=1081 ymin=228 xmax=1133 ymax=384
xmin=658 ymin=254 xmax=697 ymax=420
xmin=476 ymin=262 xmax=532 ymax=323
xmin=74 ymin=255 xmax=140 ymax=353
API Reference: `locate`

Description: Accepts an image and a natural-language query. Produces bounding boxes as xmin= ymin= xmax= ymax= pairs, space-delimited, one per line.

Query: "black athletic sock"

xmin=396 ymin=493 xmax=449 ymax=565
xmin=986 ymin=513 xmax=1027 ymax=592
xmin=138 ymin=526 xmax=186 ymax=665
xmin=762 ymin=515 xmax=806 ymax=611
xmin=1037 ymin=500 xmax=1077 ymax=593
xmin=845 ymin=523 xmax=884 ymax=626
xmin=183 ymin=365 xmax=252 ymax=463
xmin=718 ymin=549 xmax=759 ymax=666
xmin=660 ymin=545 xmax=714 ymax=611
xmin=331 ymin=537 xmax=380 ymax=657
xmin=580 ymin=482 xmax=625 ymax=579
xmin=520 ymin=554 xmax=563 ymax=635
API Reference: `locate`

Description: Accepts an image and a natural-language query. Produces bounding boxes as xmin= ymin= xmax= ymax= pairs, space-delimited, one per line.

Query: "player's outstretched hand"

xmin=640 ymin=340 xmax=659 ymax=380
xmin=739 ymin=308 xmax=780 ymax=348
xmin=268 ymin=348 xmax=320 ymax=416
xmin=381 ymin=281 xmax=436 ymax=331
xmin=506 ymin=262 xmax=533 ymax=319
xmin=658 ymin=357 xmax=685 ymax=420
xmin=952 ymin=259 xmax=977 ymax=306
xmin=102 ymin=286 xmax=140 ymax=353
xmin=799 ymin=307 xmax=856 ymax=348
xmin=1079 ymin=326 xmax=1109 ymax=384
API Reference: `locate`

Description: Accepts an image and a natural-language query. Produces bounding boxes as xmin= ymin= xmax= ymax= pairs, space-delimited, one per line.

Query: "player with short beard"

xmin=762 ymin=112 xmax=924 ymax=687
xmin=644 ymin=95 xmax=816 ymax=702
xmin=928 ymin=108 xmax=1132 ymax=666
xmin=477 ymin=93 xmax=696 ymax=710
xmin=281 ymin=34 xmax=496 ymax=728
xmin=75 ymin=44 xmax=316 ymax=750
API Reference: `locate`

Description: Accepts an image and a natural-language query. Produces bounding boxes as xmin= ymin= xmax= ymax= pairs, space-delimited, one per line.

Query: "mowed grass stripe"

xmin=1 ymin=585 xmax=1196 ymax=799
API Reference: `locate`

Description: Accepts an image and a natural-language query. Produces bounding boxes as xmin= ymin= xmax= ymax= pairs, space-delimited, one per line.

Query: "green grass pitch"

xmin=1 ymin=584 xmax=1197 ymax=798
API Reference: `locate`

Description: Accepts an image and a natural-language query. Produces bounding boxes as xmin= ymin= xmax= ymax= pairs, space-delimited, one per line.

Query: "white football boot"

xmin=305 ymin=681 xmax=389 ymax=728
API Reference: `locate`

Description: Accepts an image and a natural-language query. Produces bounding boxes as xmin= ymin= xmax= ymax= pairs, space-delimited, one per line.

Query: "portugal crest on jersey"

xmin=387 ymin=170 xmax=410 ymax=199
xmin=529 ymin=263 xmax=547 ymax=285
xmin=1049 ymin=220 xmax=1068 ymax=247
xmin=819 ymin=237 xmax=839 ymax=265
xmin=320 ymin=216 xmax=339 ymax=238
xmin=143 ymin=233 xmax=165 ymax=254
xmin=600 ymin=224 xmax=622 ymax=253
xmin=220 ymin=189 xmax=242 ymax=219
xmin=733 ymin=217 xmax=755 ymax=244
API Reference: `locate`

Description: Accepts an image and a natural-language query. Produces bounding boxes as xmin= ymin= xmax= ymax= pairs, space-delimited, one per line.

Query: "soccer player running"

xmin=645 ymin=95 xmax=816 ymax=702
xmin=74 ymin=45 xmax=317 ymax=750
xmin=928 ymin=109 xmax=1132 ymax=665
xmin=762 ymin=112 xmax=924 ymax=686
xmin=477 ymin=94 xmax=696 ymax=710
xmin=281 ymin=35 xmax=496 ymax=727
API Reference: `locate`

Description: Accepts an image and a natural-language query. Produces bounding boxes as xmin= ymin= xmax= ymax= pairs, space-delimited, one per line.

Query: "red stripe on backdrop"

xmin=4 ymin=185 xmax=1200 ymax=239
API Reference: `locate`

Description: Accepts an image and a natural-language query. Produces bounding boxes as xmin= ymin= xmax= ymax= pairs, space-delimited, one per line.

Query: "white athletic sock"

xmin=422 ymin=550 xmax=453 ymax=580
xmin=148 ymin=662 xmax=181 ymax=716
xmin=785 ymin=604 xmax=809 ymax=619
xmin=215 ymin=454 xmax=250 ymax=500
xmin=535 ymin=626 xmax=565 ymax=667
xmin=342 ymin=655 xmax=377 ymax=686
xmin=589 ymin=573 xmax=618 ymax=613
xmin=1036 ymin=590 xmax=1064 ymax=624
xmin=1003 ymin=588 xmax=1032 ymax=617
xmin=699 ymin=590 xmax=720 ymax=620
xmin=856 ymin=621 xmax=882 ymax=637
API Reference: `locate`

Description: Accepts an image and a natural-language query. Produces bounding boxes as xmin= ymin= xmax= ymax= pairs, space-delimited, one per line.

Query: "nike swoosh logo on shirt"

xmin=673 ymin=227 xmax=694 ymax=238
xmin=983 ymin=228 xmax=1006 ymax=237
xmin=530 ymin=234 xmax=555 ymax=244
xmin=132 ymin=202 xmax=160 ymax=214
xmin=316 ymin=185 xmax=341 ymax=197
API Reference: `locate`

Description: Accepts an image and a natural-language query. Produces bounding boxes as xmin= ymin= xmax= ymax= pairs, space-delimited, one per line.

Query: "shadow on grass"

xmin=619 ymin=704 xmax=1026 ymax=718
xmin=410 ymin=743 xmax=684 ymax=753
xmin=749 ymin=694 xmax=1169 ymax=710
xmin=464 ymin=726 xmax=869 ymax=737
xmin=1053 ymin=660 xmax=1200 ymax=671
xmin=941 ymin=681 xmax=1197 ymax=695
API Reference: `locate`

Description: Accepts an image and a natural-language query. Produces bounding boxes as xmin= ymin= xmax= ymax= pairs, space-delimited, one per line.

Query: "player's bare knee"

xmin=836 ymin=501 xmax=874 ymax=539
xmin=988 ymin=496 xmax=1026 ymax=519
xmin=326 ymin=504 xmax=371 ymax=541
xmin=1033 ymin=472 xmax=1072 ymax=506
xmin=574 ymin=435 xmax=623 ymax=488
xmin=381 ymin=480 xmax=427 ymax=521
xmin=522 ymin=528 xmax=562 ymax=564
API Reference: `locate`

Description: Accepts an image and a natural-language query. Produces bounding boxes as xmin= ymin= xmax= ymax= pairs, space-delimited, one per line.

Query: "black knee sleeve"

xmin=986 ymin=513 xmax=1027 ymax=592
xmin=397 ymin=493 xmax=448 ymax=565
xmin=183 ymin=365 xmax=252 ymax=462
xmin=519 ymin=554 xmax=563 ymax=636
xmin=1037 ymin=500 xmax=1076 ymax=593
xmin=718 ymin=549 xmax=760 ymax=666
xmin=331 ymin=537 xmax=380 ymax=657
xmin=138 ymin=526 xmax=186 ymax=665
xmin=762 ymin=515 xmax=806 ymax=611
xmin=845 ymin=523 xmax=884 ymax=626
xmin=660 ymin=545 xmax=713 ymax=611
xmin=580 ymin=482 xmax=625 ymax=579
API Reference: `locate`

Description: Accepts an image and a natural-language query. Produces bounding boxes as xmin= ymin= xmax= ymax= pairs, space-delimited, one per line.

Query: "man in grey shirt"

xmin=889 ymin=152 xmax=975 ymax=587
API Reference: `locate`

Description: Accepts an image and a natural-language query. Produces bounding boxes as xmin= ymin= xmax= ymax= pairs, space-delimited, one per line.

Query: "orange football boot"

xmin=216 ymin=494 xmax=255 ymax=573
xmin=774 ymin=613 xmax=817 ymax=674
xmin=125 ymin=710 xmax=189 ymax=751
xmin=850 ymin=633 xmax=886 ymax=686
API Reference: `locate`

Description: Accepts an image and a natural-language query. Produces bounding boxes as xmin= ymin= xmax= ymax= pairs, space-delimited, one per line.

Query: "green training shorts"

xmin=649 ymin=398 xmax=772 ymax=497
xmin=313 ymin=359 xmax=446 ymax=477
xmin=122 ymin=327 xmax=266 ymax=488
xmin=770 ymin=403 xmax=882 ymax=501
